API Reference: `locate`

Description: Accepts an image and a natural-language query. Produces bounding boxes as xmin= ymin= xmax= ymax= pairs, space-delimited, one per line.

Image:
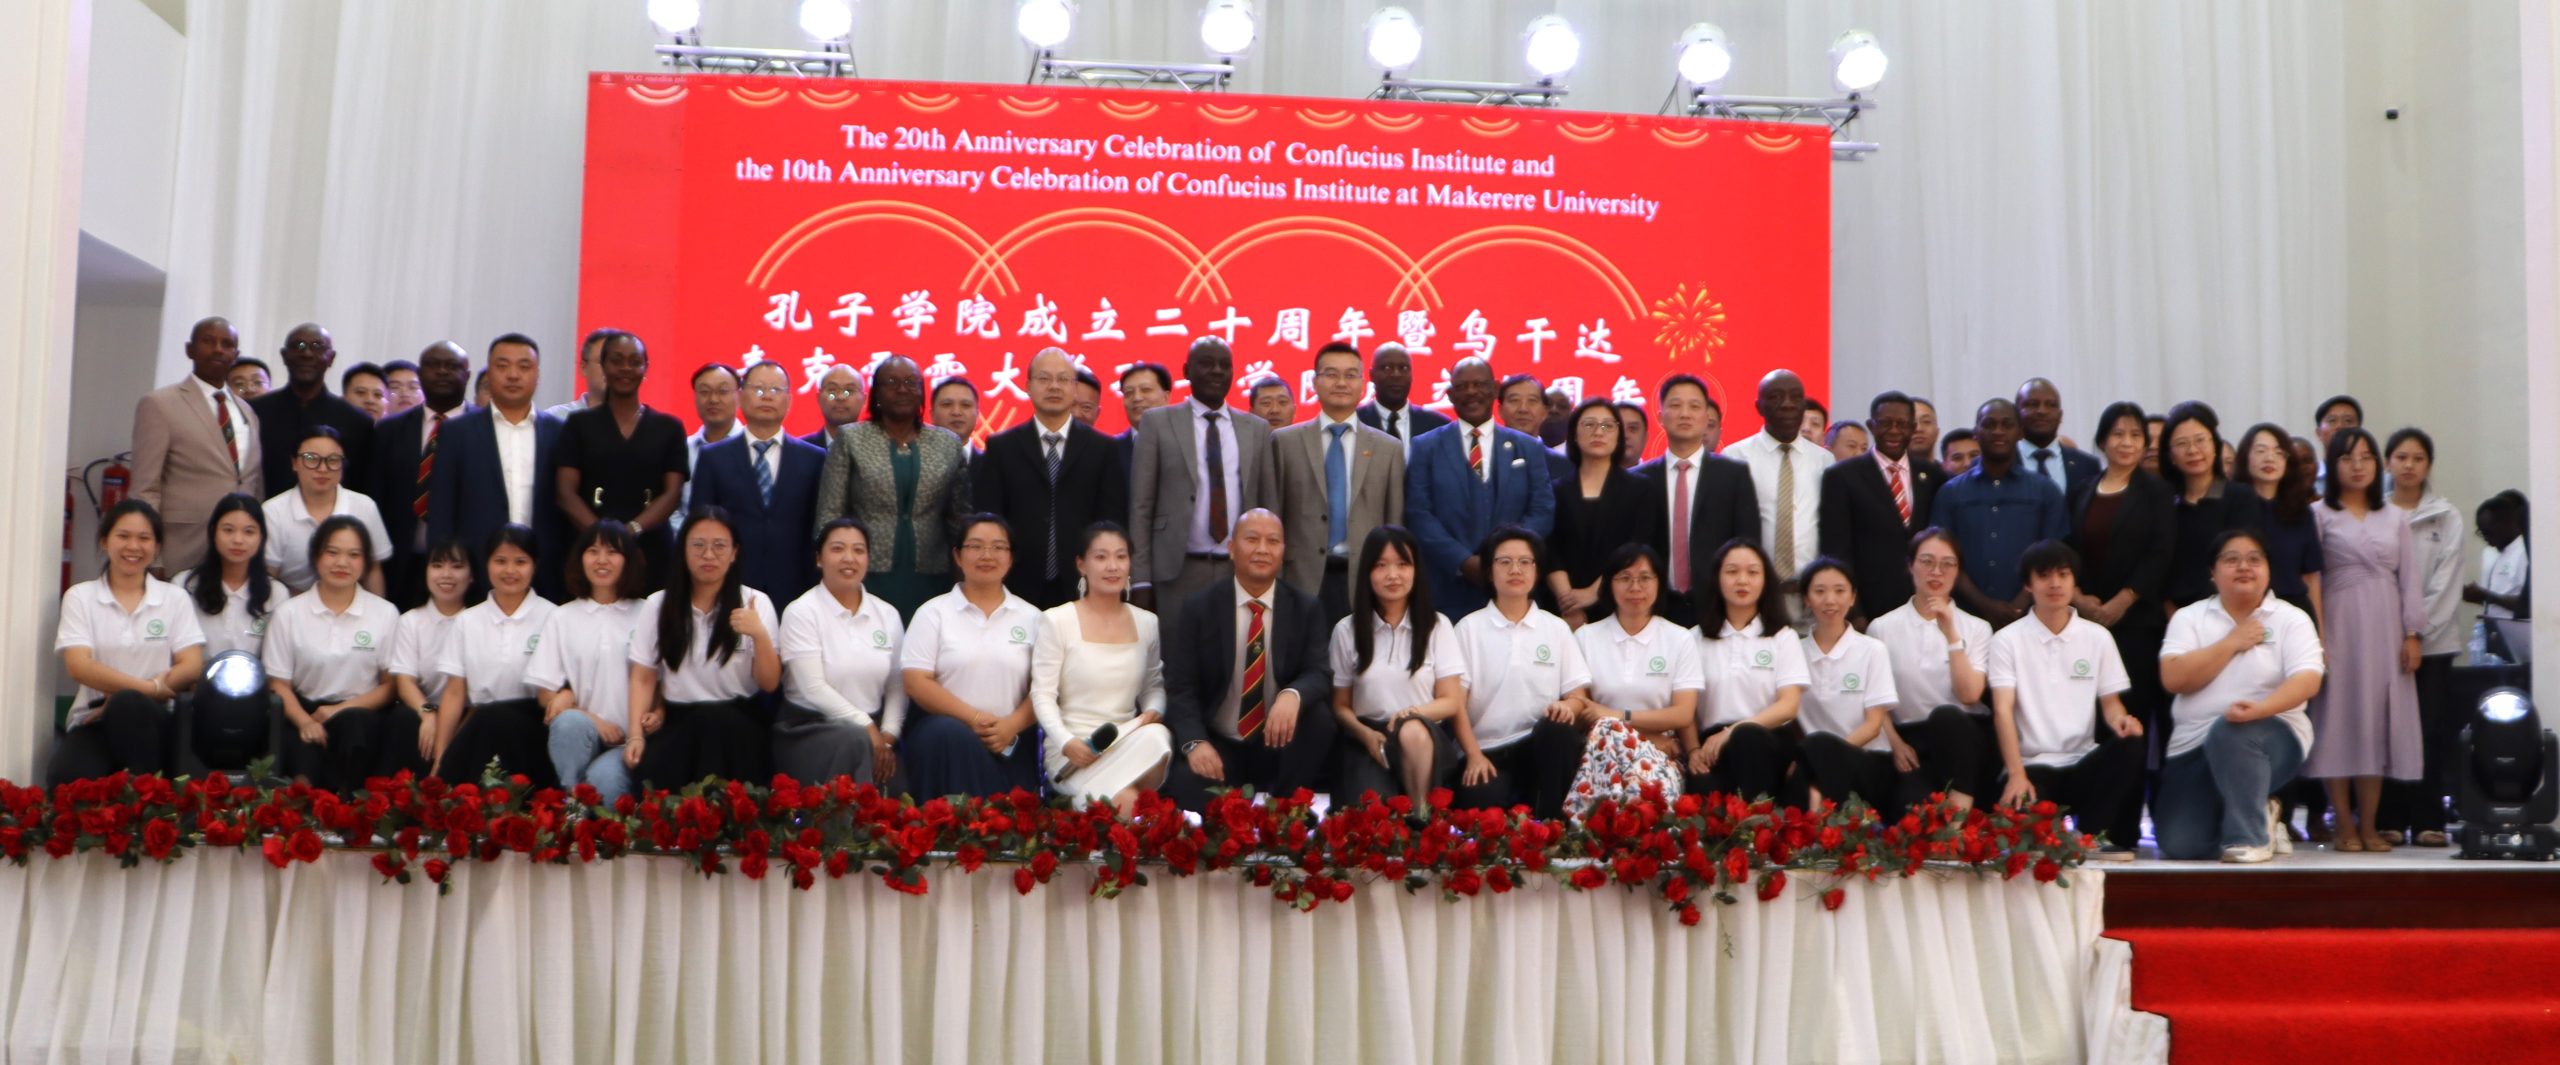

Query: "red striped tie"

xmin=1887 ymin=460 xmax=1910 ymax=523
xmin=414 ymin=411 xmax=441 ymax=520
xmin=1236 ymin=600 xmax=1268 ymax=738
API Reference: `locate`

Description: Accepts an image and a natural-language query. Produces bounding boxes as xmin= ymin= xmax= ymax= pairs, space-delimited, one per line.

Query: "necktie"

xmin=1325 ymin=424 xmax=1351 ymax=552
xmin=1774 ymin=443 xmax=1797 ymax=577
xmin=1202 ymin=412 xmax=1229 ymax=543
xmin=1385 ymin=408 xmax=1401 ymax=441
xmin=414 ymin=410 xmax=441 ymax=522
xmin=1043 ymin=432 xmax=1064 ymax=580
xmin=752 ymin=439 xmax=774 ymax=506
xmin=1887 ymin=459 xmax=1910 ymax=523
xmin=1671 ymin=459 xmax=1693 ymax=593
xmin=2033 ymin=448 xmax=2054 ymax=486
xmin=1237 ymin=600 xmax=1268 ymax=738
xmin=1468 ymin=427 xmax=1484 ymax=480
xmin=215 ymin=392 xmax=238 ymax=471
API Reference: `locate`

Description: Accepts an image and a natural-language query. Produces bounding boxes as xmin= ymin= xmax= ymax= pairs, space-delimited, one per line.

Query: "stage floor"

xmin=2114 ymin=839 xmax=2560 ymax=874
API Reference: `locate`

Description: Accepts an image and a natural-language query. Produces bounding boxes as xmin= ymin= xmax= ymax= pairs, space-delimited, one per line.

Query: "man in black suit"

xmin=428 ymin=333 xmax=565 ymax=599
xmin=804 ymin=365 xmax=862 ymax=449
xmin=1112 ymin=361 xmax=1172 ymax=481
xmin=369 ymin=340 xmax=472 ymax=607
xmin=2016 ymin=377 xmax=2100 ymax=502
xmin=1817 ymin=390 xmax=1943 ymax=622
xmin=251 ymin=322 xmax=375 ymax=495
xmin=1160 ymin=508 xmax=1337 ymax=810
xmin=690 ymin=361 xmax=829 ymax=604
xmin=974 ymin=348 xmax=1129 ymax=608
xmin=1632 ymin=374 xmax=1759 ymax=627
xmin=1354 ymin=342 xmax=1449 ymax=459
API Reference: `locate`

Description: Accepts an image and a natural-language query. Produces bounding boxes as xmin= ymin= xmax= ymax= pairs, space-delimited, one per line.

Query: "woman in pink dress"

xmin=2300 ymin=429 xmax=2425 ymax=852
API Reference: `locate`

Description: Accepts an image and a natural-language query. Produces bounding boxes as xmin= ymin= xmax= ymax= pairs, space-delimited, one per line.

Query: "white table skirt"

xmin=0 ymin=851 xmax=2165 ymax=1065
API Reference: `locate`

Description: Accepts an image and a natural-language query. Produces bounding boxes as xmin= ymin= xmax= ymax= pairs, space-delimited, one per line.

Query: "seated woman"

xmin=429 ymin=525 xmax=558 ymax=785
xmin=260 ymin=426 xmax=391 ymax=596
xmin=184 ymin=493 xmax=285 ymax=663
xmin=265 ymin=515 xmax=412 ymax=790
xmin=2155 ymin=529 xmax=2325 ymax=862
xmin=625 ymin=506 xmax=783 ymax=789
xmin=1687 ymin=540 xmax=1806 ymax=804
xmin=1863 ymin=528 xmax=1998 ymax=806
xmin=1031 ymin=523 xmax=1173 ymax=816
xmin=1572 ymin=543 xmax=1705 ymax=761
xmin=1452 ymin=527 xmax=1594 ymax=817
xmin=1793 ymin=558 xmax=1913 ymax=819
xmin=529 ymin=520 xmax=649 ymax=802
xmin=898 ymin=514 xmax=1044 ymax=799
xmin=389 ymin=539 xmax=470 ymax=772
xmin=50 ymin=500 xmax=204 ymax=783
xmin=773 ymin=519 xmax=907 ymax=786
xmin=1329 ymin=525 xmax=1468 ymax=809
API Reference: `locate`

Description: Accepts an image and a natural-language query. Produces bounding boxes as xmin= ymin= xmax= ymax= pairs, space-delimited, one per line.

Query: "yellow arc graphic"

xmin=748 ymin=203 xmax=1017 ymax=293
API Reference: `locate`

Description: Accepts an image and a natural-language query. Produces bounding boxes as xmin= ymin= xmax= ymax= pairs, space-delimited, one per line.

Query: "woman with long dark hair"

xmin=1452 ymin=527 xmax=1594 ymax=816
xmin=2070 ymin=401 xmax=2177 ymax=849
xmin=2161 ymin=402 xmax=2267 ymax=610
xmin=265 ymin=515 xmax=410 ymax=789
xmin=185 ymin=492 xmax=284 ymax=661
xmin=390 ymin=538 xmax=471 ymax=769
xmin=531 ymin=520 xmax=649 ymax=801
xmin=1688 ymin=539 xmax=1805 ymax=803
xmin=429 ymin=525 xmax=558 ymax=785
xmin=50 ymin=500 xmax=203 ymax=783
xmin=813 ymin=355 xmax=974 ymax=621
xmin=1330 ymin=524 xmax=1467 ymax=808
xmin=897 ymin=514 xmax=1044 ymax=799
xmin=1547 ymin=397 xmax=1660 ymax=627
xmin=2236 ymin=423 xmax=2325 ymax=618
xmin=1030 ymin=522 xmax=1172 ymax=816
xmin=625 ymin=506 xmax=783 ymax=788
xmin=773 ymin=518 xmax=907 ymax=787
xmin=2301 ymin=429 xmax=2425 ymax=852
xmin=2381 ymin=427 xmax=2464 ymax=846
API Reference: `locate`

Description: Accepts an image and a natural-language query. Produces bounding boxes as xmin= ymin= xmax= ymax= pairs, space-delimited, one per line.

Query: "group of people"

xmin=80 ymin=321 xmax=2530 ymax=862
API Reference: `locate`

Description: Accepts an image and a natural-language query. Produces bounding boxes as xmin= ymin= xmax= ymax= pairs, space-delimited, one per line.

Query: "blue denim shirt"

xmin=1928 ymin=463 xmax=2069 ymax=602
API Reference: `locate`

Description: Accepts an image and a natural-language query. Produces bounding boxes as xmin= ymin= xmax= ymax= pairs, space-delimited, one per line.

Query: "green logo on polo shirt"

xmin=1647 ymin=655 xmax=1667 ymax=675
xmin=1535 ymin=644 xmax=1552 ymax=663
xmin=354 ymin=630 xmax=375 ymax=650
xmin=1753 ymin=649 xmax=1775 ymax=669
xmin=1009 ymin=626 xmax=1028 ymax=644
xmin=526 ymin=634 xmax=541 ymax=655
xmin=872 ymin=629 xmax=891 ymax=649
xmin=1842 ymin=672 xmax=1863 ymax=692
xmin=248 ymin=618 xmax=268 ymax=639
xmin=2072 ymin=658 xmax=2092 ymax=678
xmin=145 ymin=619 xmax=166 ymax=638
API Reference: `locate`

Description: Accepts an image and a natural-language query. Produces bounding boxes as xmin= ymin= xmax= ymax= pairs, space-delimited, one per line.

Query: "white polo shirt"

xmin=627 ymin=587 xmax=779 ymax=705
xmin=1799 ymin=628 xmax=1901 ymax=749
xmin=780 ymin=584 xmax=910 ymax=733
xmin=184 ymin=572 xmax=288 ymax=661
xmin=1697 ymin=618 xmax=1811 ymax=729
xmin=899 ymin=587 xmax=1041 ymax=717
xmin=435 ymin=595 xmax=557 ymax=705
xmin=389 ymin=604 xmax=464 ymax=708
xmin=1455 ymin=604 xmax=1591 ymax=750
xmin=1866 ymin=601 xmax=1995 ymax=722
xmin=2482 ymin=539 xmax=2529 ymax=620
xmin=260 ymin=488 xmax=395 ymax=593
xmin=55 ymin=577 xmax=205 ymax=726
xmin=264 ymin=588 xmax=400 ymax=704
xmin=525 ymin=598 xmax=645 ymax=729
xmin=1329 ymin=611 xmax=1467 ymax=723
xmin=2160 ymin=595 xmax=2322 ymax=759
xmin=1574 ymin=615 xmax=1705 ymax=714
xmin=1986 ymin=612 xmax=2131 ymax=767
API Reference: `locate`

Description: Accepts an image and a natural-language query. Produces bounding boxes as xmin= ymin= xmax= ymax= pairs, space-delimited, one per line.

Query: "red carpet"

xmin=2113 ymin=928 xmax=2560 ymax=1062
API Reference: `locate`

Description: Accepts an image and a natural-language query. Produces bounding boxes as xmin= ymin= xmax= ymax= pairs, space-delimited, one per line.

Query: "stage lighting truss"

xmin=1029 ymin=54 xmax=1236 ymax=93
xmin=1369 ymin=77 xmax=1566 ymax=109
xmin=653 ymin=34 xmax=861 ymax=79
xmin=1686 ymin=93 xmax=1877 ymax=161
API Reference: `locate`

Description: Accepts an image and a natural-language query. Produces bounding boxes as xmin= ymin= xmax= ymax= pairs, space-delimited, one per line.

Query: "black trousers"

xmin=282 ymin=694 xmax=428 ymax=792
xmin=2008 ymin=734 xmax=2145 ymax=845
xmin=1333 ymin=716 xmax=1458 ymax=804
xmin=1801 ymin=706 xmax=1988 ymax=822
xmin=1448 ymin=719 xmax=1588 ymax=820
xmin=437 ymin=698 xmax=557 ymax=788
xmin=2105 ymin=618 xmax=2169 ymax=847
xmin=45 ymin=691 xmax=170 ymax=785
xmin=1896 ymin=706 xmax=1997 ymax=803
xmin=1684 ymin=721 xmax=1790 ymax=805
xmin=2381 ymin=652 xmax=2460 ymax=832
xmin=632 ymin=698 xmax=768 ymax=791
xmin=1162 ymin=710 xmax=1339 ymax=811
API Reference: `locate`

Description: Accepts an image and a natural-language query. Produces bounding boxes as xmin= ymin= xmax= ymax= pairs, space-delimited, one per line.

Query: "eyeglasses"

xmin=685 ymin=539 xmax=735 ymax=555
xmin=285 ymin=339 xmax=329 ymax=353
xmin=960 ymin=540 xmax=1011 ymax=555
xmin=1028 ymin=372 xmax=1079 ymax=388
xmin=1912 ymin=556 xmax=1958 ymax=572
xmin=1314 ymin=368 xmax=1363 ymax=383
xmin=1610 ymin=571 xmax=1659 ymax=587
xmin=295 ymin=452 xmax=344 ymax=470
xmin=1577 ymin=419 xmax=1618 ymax=432
xmin=744 ymin=385 xmax=788 ymax=398
xmin=820 ymin=387 xmax=861 ymax=400
xmin=2169 ymin=437 xmax=2215 ymax=455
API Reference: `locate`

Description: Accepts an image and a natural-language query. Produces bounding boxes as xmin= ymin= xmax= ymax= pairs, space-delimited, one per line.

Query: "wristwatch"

xmin=1620 ymin=707 xmax=1633 ymax=723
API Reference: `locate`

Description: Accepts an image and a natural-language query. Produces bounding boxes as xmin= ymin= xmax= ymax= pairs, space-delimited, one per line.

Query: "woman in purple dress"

xmin=2300 ymin=428 xmax=2425 ymax=853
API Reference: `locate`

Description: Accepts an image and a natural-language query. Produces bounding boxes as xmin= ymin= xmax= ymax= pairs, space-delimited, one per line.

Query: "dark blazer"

xmin=1405 ymin=421 xmax=1557 ymax=618
xmin=1355 ymin=402 xmax=1450 ymax=451
xmin=690 ymin=432 xmax=829 ymax=605
xmin=1114 ymin=429 xmax=1138 ymax=482
xmin=1817 ymin=451 xmax=1945 ymax=621
xmin=1161 ymin=579 xmax=1331 ymax=752
xmin=1632 ymin=451 xmax=1759 ymax=626
xmin=368 ymin=405 xmax=466 ymax=608
xmin=1550 ymin=466 xmax=1663 ymax=617
xmin=2023 ymin=443 xmax=2102 ymax=500
xmin=973 ymin=417 xmax=1129 ymax=608
xmin=251 ymin=388 xmax=374 ymax=501
xmin=427 ymin=407 xmax=565 ymax=599
xmin=2068 ymin=469 xmax=2177 ymax=622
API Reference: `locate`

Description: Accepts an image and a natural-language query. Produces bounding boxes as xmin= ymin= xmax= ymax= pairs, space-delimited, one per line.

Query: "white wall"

xmin=77 ymin=0 xmax=182 ymax=269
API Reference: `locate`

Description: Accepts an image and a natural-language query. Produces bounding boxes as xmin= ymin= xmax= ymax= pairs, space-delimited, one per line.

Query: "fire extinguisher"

xmin=97 ymin=459 xmax=129 ymax=513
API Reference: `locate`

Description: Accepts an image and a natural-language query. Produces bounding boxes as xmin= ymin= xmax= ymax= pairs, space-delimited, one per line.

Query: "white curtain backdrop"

xmin=0 ymin=850 xmax=2161 ymax=1065
xmin=156 ymin=0 xmax=2526 ymax=510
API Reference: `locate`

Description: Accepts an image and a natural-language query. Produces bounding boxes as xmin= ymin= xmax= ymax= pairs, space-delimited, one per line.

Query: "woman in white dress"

xmin=1030 ymin=522 xmax=1171 ymax=816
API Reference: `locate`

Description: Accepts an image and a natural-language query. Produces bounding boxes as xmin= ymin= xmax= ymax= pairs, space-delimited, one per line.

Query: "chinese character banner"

xmin=578 ymin=74 xmax=1829 ymax=449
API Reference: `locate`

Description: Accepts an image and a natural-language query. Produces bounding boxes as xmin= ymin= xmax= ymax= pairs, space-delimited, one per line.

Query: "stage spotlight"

xmin=2456 ymin=687 xmax=2560 ymax=861
xmin=1675 ymin=22 xmax=1731 ymax=89
xmin=798 ymin=0 xmax=852 ymax=42
xmin=1201 ymin=0 xmax=1255 ymax=57
xmin=1018 ymin=0 xmax=1075 ymax=51
xmin=191 ymin=650 xmax=271 ymax=771
xmin=1364 ymin=7 xmax=1422 ymax=73
xmin=647 ymin=0 xmax=702 ymax=37
xmin=1829 ymin=30 xmax=1888 ymax=94
xmin=1523 ymin=14 xmax=1579 ymax=81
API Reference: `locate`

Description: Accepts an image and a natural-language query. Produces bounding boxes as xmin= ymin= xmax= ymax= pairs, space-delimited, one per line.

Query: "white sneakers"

xmin=2267 ymin=798 xmax=2293 ymax=856
xmin=2221 ymin=843 xmax=2275 ymax=863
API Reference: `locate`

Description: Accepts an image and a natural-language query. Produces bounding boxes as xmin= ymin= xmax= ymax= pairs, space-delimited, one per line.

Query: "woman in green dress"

xmin=813 ymin=356 xmax=974 ymax=621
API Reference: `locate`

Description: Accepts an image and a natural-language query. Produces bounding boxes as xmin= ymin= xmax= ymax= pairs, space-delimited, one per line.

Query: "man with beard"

xmin=2016 ymin=377 xmax=2100 ymax=500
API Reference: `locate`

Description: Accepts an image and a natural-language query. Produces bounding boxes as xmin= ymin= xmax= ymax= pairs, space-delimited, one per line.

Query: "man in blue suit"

xmin=428 ymin=334 xmax=564 ymax=599
xmin=689 ymin=361 xmax=828 ymax=604
xmin=1405 ymin=357 xmax=1556 ymax=618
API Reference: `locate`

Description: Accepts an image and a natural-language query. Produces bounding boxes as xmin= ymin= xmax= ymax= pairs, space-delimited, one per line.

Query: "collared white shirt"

xmin=2160 ymin=595 xmax=2322 ymax=759
xmin=627 ymin=587 xmax=778 ymax=705
xmin=525 ymin=598 xmax=645 ymax=729
xmin=1722 ymin=429 xmax=1832 ymax=572
xmin=2021 ymin=440 xmax=2070 ymax=498
xmin=411 ymin=405 xmax=462 ymax=551
xmin=1986 ymin=612 xmax=2131 ymax=766
xmin=490 ymin=405 xmax=539 ymax=526
xmin=1317 ymin=412 xmax=1361 ymax=539
xmin=1873 ymin=448 xmax=1914 ymax=506
xmin=1373 ymin=402 xmax=1421 ymax=456
xmin=541 ymin=394 xmax=593 ymax=423
xmin=434 ymin=594 xmax=556 ymax=705
xmin=1799 ymin=628 xmax=1901 ymax=750
xmin=1329 ymin=610 xmax=1466 ymax=723
xmin=1866 ymin=600 xmax=1995 ymax=722
xmin=189 ymin=374 xmax=247 ymax=476
xmin=780 ymin=584 xmax=909 ymax=733
xmin=1454 ymin=418 xmax=1499 ymax=484
xmin=389 ymin=603 xmax=465 ymax=708
xmin=184 ymin=571 xmax=287 ymax=661
xmin=1697 ymin=617 xmax=1812 ymax=729
xmin=1660 ymin=445 xmax=1709 ymax=529
xmin=1215 ymin=581 xmax=1278 ymax=739
xmin=899 ymin=587 xmax=1041 ymax=716
xmin=1185 ymin=398 xmax=1245 ymax=555
xmin=682 ymin=423 xmax=736 ymax=512
xmin=56 ymin=577 xmax=205 ymax=726
xmin=2482 ymin=538 xmax=2529 ymax=620
xmin=1457 ymin=604 xmax=1590 ymax=750
xmin=1575 ymin=614 xmax=1705 ymax=714
xmin=261 ymin=488 xmax=395 ymax=593
xmin=263 ymin=588 xmax=400 ymax=704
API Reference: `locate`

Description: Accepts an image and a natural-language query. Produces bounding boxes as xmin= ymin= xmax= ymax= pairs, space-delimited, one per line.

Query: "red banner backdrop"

xmin=577 ymin=74 xmax=1828 ymax=452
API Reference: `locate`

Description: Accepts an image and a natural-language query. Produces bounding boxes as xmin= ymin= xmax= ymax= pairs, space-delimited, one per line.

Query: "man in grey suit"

xmin=1131 ymin=336 xmax=1270 ymax=628
xmin=1248 ymin=341 xmax=1403 ymax=624
xmin=131 ymin=316 xmax=263 ymax=571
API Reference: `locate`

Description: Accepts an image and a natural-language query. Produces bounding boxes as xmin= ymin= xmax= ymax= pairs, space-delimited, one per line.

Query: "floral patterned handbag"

xmin=1564 ymin=717 xmax=1685 ymax=820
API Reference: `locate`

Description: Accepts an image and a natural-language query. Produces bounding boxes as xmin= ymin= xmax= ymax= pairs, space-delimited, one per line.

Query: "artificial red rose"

xmin=1445 ymin=868 xmax=1483 ymax=896
xmin=424 ymin=858 xmax=450 ymax=883
xmin=1013 ymin=867 xmax=1038 ymax=895
xmin=738 ymin=853 xmax=769 ymax=881
xmin=740 ymin=829 xmax=771 ymax=858
xmin=697 ymin=850 xmax=723 ymax=876
xmin=1723 ymin=848 xmax=1749 ymax=884
xmin=372 ymin=853 xmax=404 ymax=881
xmin=1677 ymin=903 xmax=1702 ymax=927
xmin=2004 ymin=854 xmax=2030 ymax=880
xmin=1821 ymin=887 xmax=1846 ymax=911
xmin=1161 ymin=837 xmax=1200 ymax=873
xmin=141 ymin=820 xmax=178 ymax=860
xmin=1330 ymin=878 xmax=1354 ymax=902
xmin=825 ymin=851 xmax=854 ymax=879
xmin=791 ymin=868 xmax=815 ymax=891
xmin=956 ymin=845 xmax=986 ymax=873
xmin=1030 ymin=850 xmax=1060 ymax=882
xmin=1570 ymin=865 xmax=1607 ymax=891
xmin=2033 ymin=859 xmax=2060 ymax=883
xmin=259 ymin=835 xmax=290 ymax=869
xmin=1663 ymin=876 xmax=1691 ymax=903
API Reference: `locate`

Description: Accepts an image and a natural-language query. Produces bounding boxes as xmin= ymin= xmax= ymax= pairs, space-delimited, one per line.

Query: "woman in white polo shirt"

xmin=183 ymin=493 xmax=285 ymax=662
xmin=1986 ymin=539 xmax=2147 ymax=859
xmin=1864 ymin=528 xmax=1999 ymax=806
xmin=1687 ymin=540 xmax=1806 ymax=804
xmin=774 ymin=518 xmax=907 ymax=787
xmin=1451 ymin=528 xmax=1594 ymax=817
xmin=259 ymin=426 xmax=390 ymax=596
xmin=428 ymin=525 xmax=557 ymax=785
xmin=1330 ymin=525 xmax=1467 ymax=809
xmin=898 ymin=514 xmax=1044 ymax=799
xmin=265 ymin=515 xmax=407 ymax=790
xmin=1574 ymin=543 xmax=1705 ymax=756
xmin=1793 ymin=559 xmax=1912 ymax=817
xmin=2155 ymin=529 xmax=2325 ymax=862
xmin=51 ymin=500 xmax=205 ymax=783
xmin=530 ymin=520 xmax=648 ymax=802
xmin=389 ymin=538 xmax=471 ymax=772
xmin=625 ymin=506 xmax=782 ymax=789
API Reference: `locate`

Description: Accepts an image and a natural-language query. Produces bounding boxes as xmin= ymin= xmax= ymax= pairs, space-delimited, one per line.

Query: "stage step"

xmin=2104 ymin=866 xmax=2560 ymax=928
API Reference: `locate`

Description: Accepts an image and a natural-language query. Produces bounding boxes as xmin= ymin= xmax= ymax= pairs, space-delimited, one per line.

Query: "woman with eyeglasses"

xmin=1330 ymin=524 xmax=1468 ymax=809
xmin=1547 ymin=397 xmax=1662 ymax=628
xmin=260 ymin=426 xmax=390 ymax=596
xmin=50 ymin=500 xmax=203 ymax=783
xmin=1574 ymin=543 xmax=1706 ymax=765
xmin=2155 ymin=529 xmax=2325 ymax=862
xmin=1863 ymin=528 xmax=1999 ymax=807
xmin=625 ymin=506 xmax=783 ymax=789
xmin=2161 ymin=402 xmax=2267 ymax=611
xmin=2236 ymin=423 xmax=2325 ymax=620
xmin=1688 ymin=539 xmax=1805 ymax=804
xmin=813 ymin=355 xmax=975 ymax=622
xmin=428 ymin=525 xmax=557 ymax=785
xmin=265 ymin=515 xmax=409 ymax=790
xmin=773 ymin=518 xmax=906 ymax=787
xmin=530 ymin=520 xmax=650 ymax=802
xmin=897 ymin=514 xmax=1044 ymax=799
xmin=1452 ymin=527 xmax=1594 ymax=817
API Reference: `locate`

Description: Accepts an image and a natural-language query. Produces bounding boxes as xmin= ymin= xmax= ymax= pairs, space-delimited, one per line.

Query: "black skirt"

xmin=631 ymin=697 xmax=769 ymax=791
xmin=437 ymin=698 xmax=557 ymax=788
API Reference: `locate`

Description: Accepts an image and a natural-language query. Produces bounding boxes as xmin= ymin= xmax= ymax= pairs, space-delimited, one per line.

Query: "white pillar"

xmin=0 ymin=0 xmax=90 ymax=782
xmin=2525 ymin=1 xmax=2559 ymax=698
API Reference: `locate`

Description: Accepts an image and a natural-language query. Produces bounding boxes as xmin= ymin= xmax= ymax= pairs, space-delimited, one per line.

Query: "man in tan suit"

xmin=1248 ymin=341 xmax=1404 ymax=624
xmin=131 ymin=316 xmax=263 ymax=572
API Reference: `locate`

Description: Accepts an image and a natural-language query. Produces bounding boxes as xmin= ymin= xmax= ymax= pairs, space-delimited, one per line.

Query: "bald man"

xmin=369 ymin=340 xmax=472 ymax=607
xmin=1720 ymin=369 xmax=1832 ymax=584
xmin=131 ymin=316 xmax=263 ymax=571
xmin=973 ymin=348 xmax=1129 ymax=608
